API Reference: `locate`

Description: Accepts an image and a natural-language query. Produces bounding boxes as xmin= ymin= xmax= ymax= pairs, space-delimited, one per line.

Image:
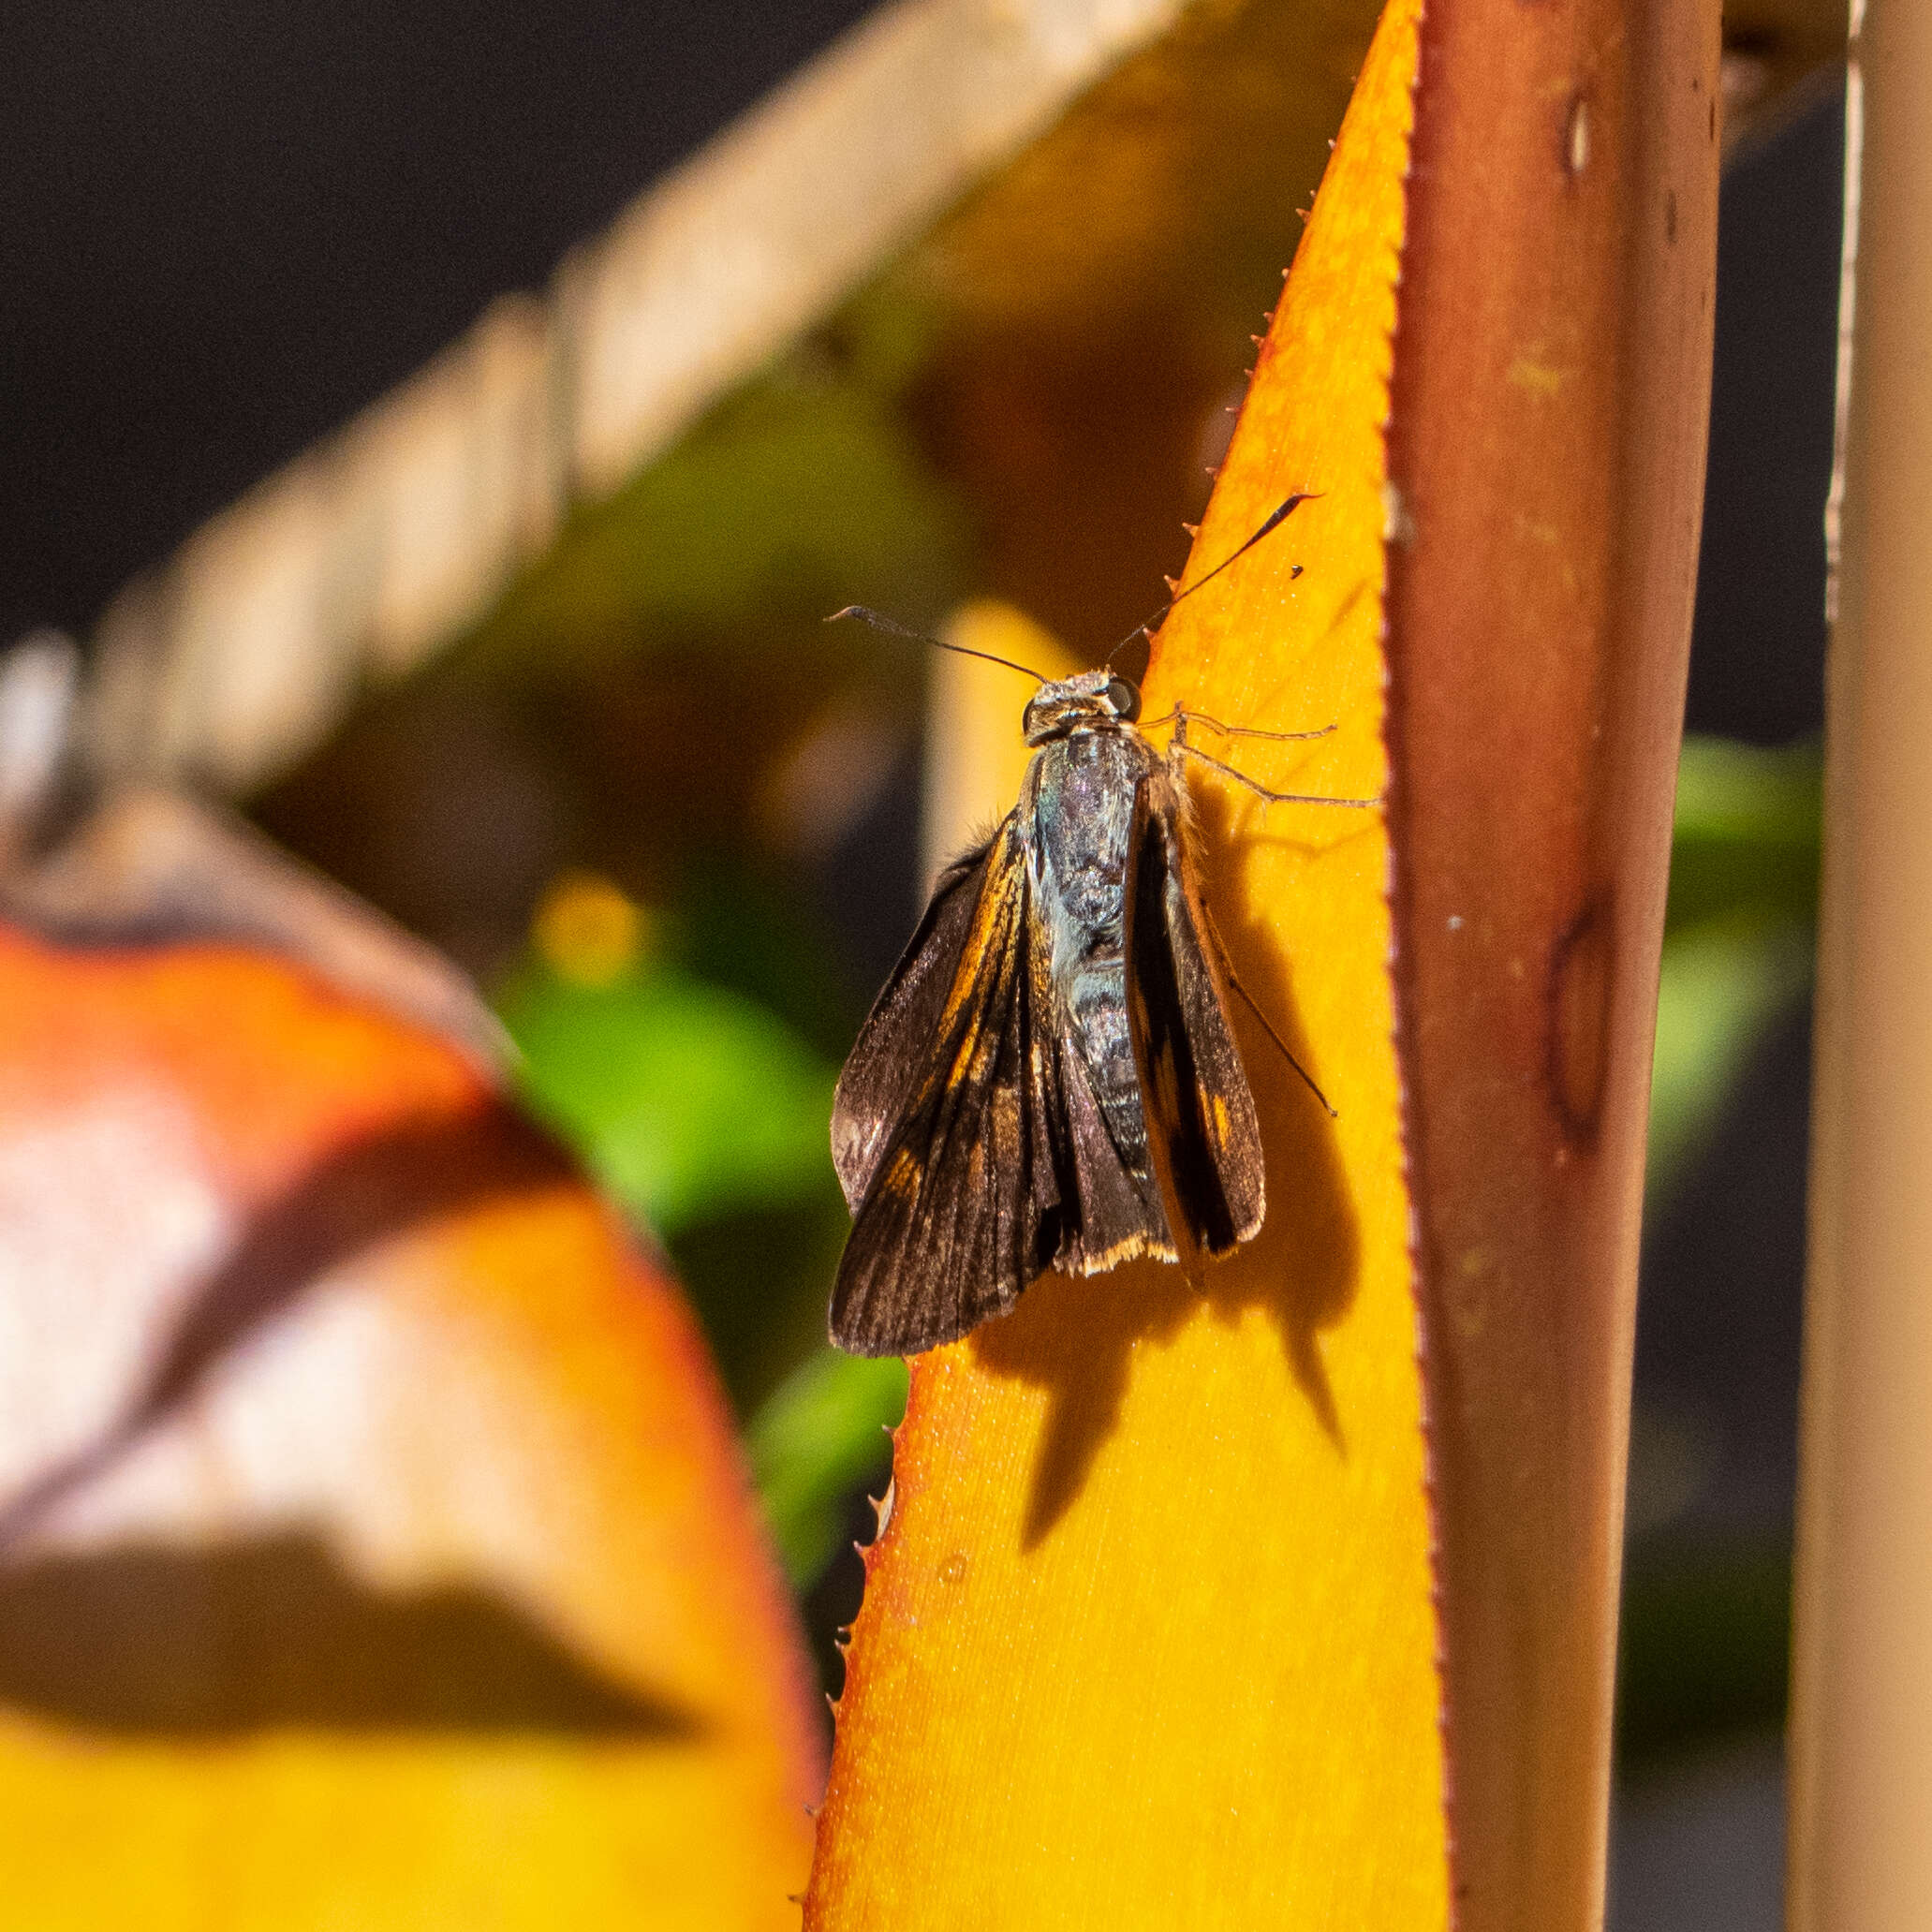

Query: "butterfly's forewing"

xmin=1125 ymin=768 xmax=1266 ymax=1261
xmin=832 ymin=833 xmax=996 ymax=1210
xmin=829 ymin=817 xmax=1060 ymax=1354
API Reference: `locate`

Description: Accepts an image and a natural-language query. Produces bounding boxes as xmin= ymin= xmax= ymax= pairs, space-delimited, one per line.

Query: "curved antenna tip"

xmin=823 ymin=603 xmax=1047 ymax=682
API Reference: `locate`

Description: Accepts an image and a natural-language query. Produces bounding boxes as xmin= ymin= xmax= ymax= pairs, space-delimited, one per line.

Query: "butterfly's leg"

xmin=1197 ymin=714 xmax=1336 ymax=743
xmin=1197 ymin=907 xmax=1338 ymax=1117
xmin=1144 ymin=706 xmax=1335 ymax=743
xmin=1176 ymin=742 xmax=1381 ymax=809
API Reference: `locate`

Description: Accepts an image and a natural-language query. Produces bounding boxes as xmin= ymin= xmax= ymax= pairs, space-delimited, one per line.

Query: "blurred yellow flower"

xmin=534 ymin=873 xmax=649 ymax=987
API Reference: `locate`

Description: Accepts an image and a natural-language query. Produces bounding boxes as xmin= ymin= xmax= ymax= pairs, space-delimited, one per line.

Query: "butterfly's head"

xmin=1022 ymin=670 xmax=1142 ymax=745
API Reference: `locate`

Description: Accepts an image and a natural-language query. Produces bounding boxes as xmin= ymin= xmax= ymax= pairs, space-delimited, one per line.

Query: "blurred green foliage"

xmin=1619 ymin=733 xmax=1820 ymax=1779
xmin=1615 ymin=1538 xmax=1793 ymax=1772
xmin=1646 ymin=735 xmax=1821 ymax=1211
xmin=748 ymin=1349 xmax=908 ymax=1585
xmin=1664 ymin=733 xmax=1822 ymax=935
xmin=499 ymin=956 xmax=836 ymax=1233
xmin=450 ymin=288 xmax=981 ymax=1610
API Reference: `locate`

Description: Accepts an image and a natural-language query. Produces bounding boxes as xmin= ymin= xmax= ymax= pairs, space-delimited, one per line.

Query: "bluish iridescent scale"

xmin=1029 ymin=729 xmax=1158 ymax=1173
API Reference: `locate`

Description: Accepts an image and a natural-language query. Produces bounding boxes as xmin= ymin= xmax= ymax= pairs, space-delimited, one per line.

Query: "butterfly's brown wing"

xmin=829 ymin=816 xmax=1064 ymax=1355
xmin=832 ymin=830 xmax=998 ymax=1211
xmin=1124 ymin=770 xmax=1265 ymax=1259
xmin=1048 ymin=1030 xmax=1176 ymax=1275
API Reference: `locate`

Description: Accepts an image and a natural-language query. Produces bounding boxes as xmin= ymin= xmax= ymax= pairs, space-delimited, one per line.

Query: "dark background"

xmin=1606 ymin=84 xmax=1838 ymax=1928
xmin=5 ymin=7 xmax=1841 ymax=1924
xmin=1647 ymin=87 xmax=1837 ymax=1586
xmin=1 ymin=0 xmax=878 ymax=642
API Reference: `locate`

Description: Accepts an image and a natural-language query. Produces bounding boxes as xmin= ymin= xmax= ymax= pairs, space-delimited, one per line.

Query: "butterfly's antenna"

xmin=827 ymin=605 xmax=1048 ymax=682
xmin=1104 ymin=492 xmax=1320 ymax=670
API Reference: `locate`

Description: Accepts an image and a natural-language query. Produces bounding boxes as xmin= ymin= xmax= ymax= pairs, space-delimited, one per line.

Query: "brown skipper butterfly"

xmin=826 ymin=496 xmax=1369 ymax=1355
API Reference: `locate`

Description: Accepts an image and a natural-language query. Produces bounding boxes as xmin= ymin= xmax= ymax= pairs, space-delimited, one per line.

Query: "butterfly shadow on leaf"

xmin=970 ymin=780 xmax=1362 ymax=1549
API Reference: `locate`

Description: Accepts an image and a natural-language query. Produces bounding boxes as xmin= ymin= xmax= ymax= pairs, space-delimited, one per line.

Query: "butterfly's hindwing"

xmin=1125 ymin=770 xmax=1265 ymax=1259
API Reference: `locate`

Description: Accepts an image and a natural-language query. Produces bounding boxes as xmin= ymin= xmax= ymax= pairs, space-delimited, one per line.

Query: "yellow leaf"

xmin=804 ymin=3 xmax=1445 ymax=1924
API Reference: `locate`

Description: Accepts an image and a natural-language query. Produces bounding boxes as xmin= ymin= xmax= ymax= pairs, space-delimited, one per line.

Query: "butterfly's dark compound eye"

xmin=1105 ymin=677 xmax=1142 ymax=721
